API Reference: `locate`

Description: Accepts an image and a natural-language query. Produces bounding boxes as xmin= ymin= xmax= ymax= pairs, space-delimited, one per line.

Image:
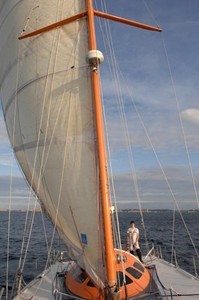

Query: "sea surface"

xmin=0 ymin=210 xmax=199 ymax=298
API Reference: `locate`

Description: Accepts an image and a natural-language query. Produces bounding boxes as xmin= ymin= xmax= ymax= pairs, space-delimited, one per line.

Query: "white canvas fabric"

xmin=0 ymin=0 xmax=105 ymax=285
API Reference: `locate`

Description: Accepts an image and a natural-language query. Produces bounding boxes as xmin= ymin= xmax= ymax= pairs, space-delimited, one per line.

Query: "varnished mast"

xmin=87 ymin=0 xmax=117 ymax=291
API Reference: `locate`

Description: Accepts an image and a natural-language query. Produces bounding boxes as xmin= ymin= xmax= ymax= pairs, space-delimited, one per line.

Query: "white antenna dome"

xmin=86 ymin=50 xmax=104 ymax=66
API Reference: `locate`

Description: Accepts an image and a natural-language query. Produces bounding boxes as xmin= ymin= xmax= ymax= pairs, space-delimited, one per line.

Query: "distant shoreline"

xmin=0 ymin=208 xmax=198 ymax=213
xmin=118 ymin=209 xmax=199 ymax=213
xmin=0 ymin=208 xmax=42 ymax=212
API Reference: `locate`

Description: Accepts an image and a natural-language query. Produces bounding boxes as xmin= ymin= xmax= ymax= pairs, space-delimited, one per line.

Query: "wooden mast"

xmin=87 ymin=0 xmax=117 ymax=291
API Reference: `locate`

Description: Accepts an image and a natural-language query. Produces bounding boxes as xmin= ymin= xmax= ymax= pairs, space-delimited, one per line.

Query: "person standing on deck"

xmin=126 ymin=220 xmax=143 ymax=263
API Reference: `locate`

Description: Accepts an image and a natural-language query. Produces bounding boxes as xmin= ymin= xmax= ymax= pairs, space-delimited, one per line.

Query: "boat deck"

xmin=14 ymin=261 xmax=72 ymax=300
xmin=13 ymin=257 xmax=199 ymax=299
xmin=146 ymin=256 xmax=199 ymax=299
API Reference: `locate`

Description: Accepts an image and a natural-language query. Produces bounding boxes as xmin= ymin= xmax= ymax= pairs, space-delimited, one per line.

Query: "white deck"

xmin=14 ymin=261 xmax=70 ymax=300
xmin=146 ymin=256 xmax=199 ymax=299
xmin=13 ymin=257 xmax=199 ymax=299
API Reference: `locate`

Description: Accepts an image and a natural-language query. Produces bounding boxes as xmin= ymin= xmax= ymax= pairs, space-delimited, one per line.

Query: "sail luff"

xmin=87 ymin=0 xmax=116 ymax=289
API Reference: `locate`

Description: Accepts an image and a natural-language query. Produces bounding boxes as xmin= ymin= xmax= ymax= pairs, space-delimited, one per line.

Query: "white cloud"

xmin=180 ymin=108 xmax=199 ymax=125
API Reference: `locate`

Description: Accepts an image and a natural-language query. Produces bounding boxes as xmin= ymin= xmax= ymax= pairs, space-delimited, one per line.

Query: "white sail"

xmin=0 ymin=0 xmax=105 ymax=284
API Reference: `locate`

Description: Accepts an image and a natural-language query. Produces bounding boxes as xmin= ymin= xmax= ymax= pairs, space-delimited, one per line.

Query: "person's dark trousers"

xmin=130 ymin=249 xmax=143 ymax=263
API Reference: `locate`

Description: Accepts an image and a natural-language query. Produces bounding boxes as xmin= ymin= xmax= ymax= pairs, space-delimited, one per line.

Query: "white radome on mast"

xmin=86 ymin=50 xmax=104 ymax=69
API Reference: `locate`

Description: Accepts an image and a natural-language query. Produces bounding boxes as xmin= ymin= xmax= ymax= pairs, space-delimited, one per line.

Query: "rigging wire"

xmin=98 ymin=0 xmax=199 ymax=263
xmin=43 ymin=23 xmax=87 ymax=271
xmin=5 ymin=41 xmax=21 ymax=299
xmin=96 ymin=1 xmax=148 ymax=292
xmin=160 ymin=33 xmax=199 ymax=259
xmin=98 ymin=0 xmax=149 ymax=254
xmin=2 ymin=4 xmax=40 ymax=295
xmin=34 ymin=0 xmax=67 ymax=202
xmin=94 ymin=0 xmax=129 ymax=291
xmin=29 ymin=21 xmax=100 ymax=297
xmin=14 ymin=3 xmax=40 ymax=272
xmin=111 ymin=34 xmax=199 ymax=261
xmin=96 ymin=0 xmax=127 ymax=285
xmin=15 ymin=0 xmax=79 ymax=295
xmin=5 ymin=151 xmax=12 ymax=299
xmin=161 ymin=35 xmax=199 ymax=210
xmin=22 ymin=4 xmax=76 ymax=297
xmin=30 ymin=13 xmax=91 ymax=297
xmin=116 ymin=63 xmax=199 ymax=261
xmin=16 ymin=0 xmax=64 ymax=288
xmin=96 ymin=0 xmax=126 ymax=254
xmin=142 ymin=0 xmax=161 ymax=29
xmin=40 ymin=209 xmax=50 ymax=255
xmin=171 ymin=205 xmax=176 ymax=264
xmin=28 ymin=3 xmax=66 ymax=270
xmin=97 ymin=15 xmax=122 ymax=251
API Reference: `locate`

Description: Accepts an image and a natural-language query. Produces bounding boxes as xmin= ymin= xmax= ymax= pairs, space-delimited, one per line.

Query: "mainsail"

xmin=0 ymin=0 xmax=105 ymax=284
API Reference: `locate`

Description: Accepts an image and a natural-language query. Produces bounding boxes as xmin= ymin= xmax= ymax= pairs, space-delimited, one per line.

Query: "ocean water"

xmin=0 ymin=210 xmax=199 ymax=298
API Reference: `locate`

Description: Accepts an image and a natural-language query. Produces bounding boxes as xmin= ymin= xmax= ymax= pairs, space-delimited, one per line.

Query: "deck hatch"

xmin=76 ymin=271 xmax=88 ymax=283
xmin=126 ymin=267 xmax=142 ymax=279
xmin=117 ymin=271 xmax=133 ymax=286
xmin=133 ymin=262 xmax=144 ymax=272
xmin=87 ymin=279 xmax=95 ymax=287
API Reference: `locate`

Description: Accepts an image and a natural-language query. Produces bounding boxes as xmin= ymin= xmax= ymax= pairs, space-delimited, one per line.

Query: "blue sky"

xmin=1 ymin=0 xmax=199 ymax=210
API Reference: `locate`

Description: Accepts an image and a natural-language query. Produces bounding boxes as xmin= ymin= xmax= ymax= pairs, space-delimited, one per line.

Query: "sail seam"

xmin=3 ymin=67 xmax=87 ymax=118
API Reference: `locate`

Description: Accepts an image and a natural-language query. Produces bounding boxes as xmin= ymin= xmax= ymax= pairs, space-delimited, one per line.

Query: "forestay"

xmin=0 ymin=0 xmax=105 ymax=285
